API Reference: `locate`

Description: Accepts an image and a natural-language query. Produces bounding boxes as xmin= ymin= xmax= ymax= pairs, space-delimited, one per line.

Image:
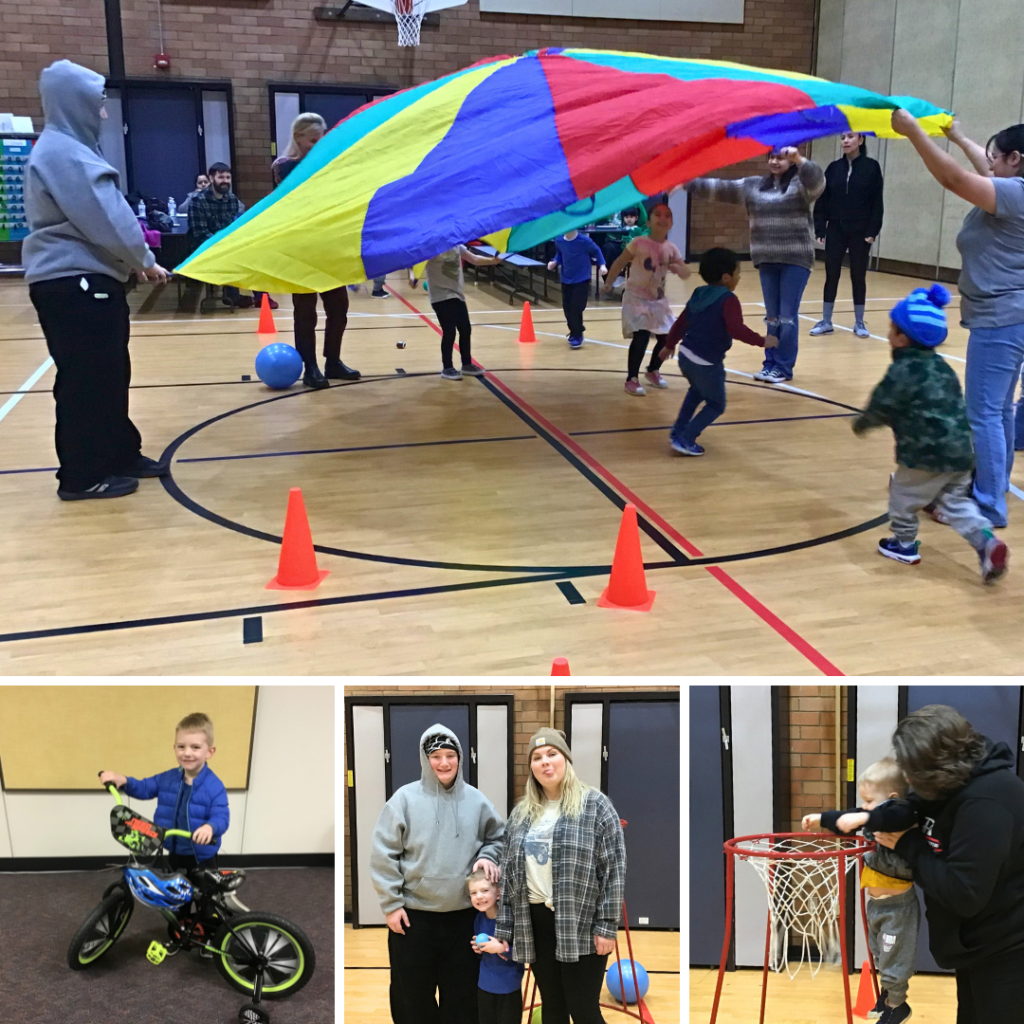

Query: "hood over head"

xmin=419 ymin=723 xmax=464 ymax=792
xmin=39 ymin=60 xmax=106 ymax=152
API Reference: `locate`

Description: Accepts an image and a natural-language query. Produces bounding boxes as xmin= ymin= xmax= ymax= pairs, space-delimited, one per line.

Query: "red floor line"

xmin=384 ymin=285 xmax=843 ymax=676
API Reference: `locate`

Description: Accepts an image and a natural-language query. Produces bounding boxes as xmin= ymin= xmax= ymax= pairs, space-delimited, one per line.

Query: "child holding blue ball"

xmin=468 ymin=868 xmax=524 ymax=1024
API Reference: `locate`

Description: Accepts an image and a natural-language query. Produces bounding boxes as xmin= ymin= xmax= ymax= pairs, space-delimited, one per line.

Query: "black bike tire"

xmin=212 ymin=911 xmax=316 ymax=999
xmin=67 ymin=890 xmax=134 ymax=970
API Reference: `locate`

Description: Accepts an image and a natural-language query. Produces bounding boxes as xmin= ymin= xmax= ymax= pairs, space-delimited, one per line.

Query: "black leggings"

xmin=292 ymin=286 xmax=350 ymax=369
xmin=627 ymin=331 xmax=667 ymax=381
xmin=478 ymin=989 xmax=521 ymax=1024
xmin=822 ymin=223 xmax=871 ymax=306
xmin=433 ymin=297 xmax=473 ymax=369
xmin=956 ymin=946 xmax=1024 ymax=1024
xmin=528 ymin=903 xmax=608 ymax=1024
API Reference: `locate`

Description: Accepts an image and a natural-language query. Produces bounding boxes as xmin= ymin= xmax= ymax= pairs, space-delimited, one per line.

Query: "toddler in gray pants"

xmin=804 ymin=758 xmax=918 ymax=1024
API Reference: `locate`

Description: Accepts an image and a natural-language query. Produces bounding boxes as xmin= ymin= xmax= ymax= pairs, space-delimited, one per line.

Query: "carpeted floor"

xmin=0 ymin=865 xmax=334 ymax=1024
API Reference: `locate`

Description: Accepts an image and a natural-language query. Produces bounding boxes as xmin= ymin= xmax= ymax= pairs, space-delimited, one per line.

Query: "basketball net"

xmin=393 ymin=0 xmax=427 ymax=46
xmin=737 ymin=835 xmax=857 ymax=978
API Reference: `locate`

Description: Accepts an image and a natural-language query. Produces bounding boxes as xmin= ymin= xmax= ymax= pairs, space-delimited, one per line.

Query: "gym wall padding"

xmin=0 ymin=686 xmax=256 ymax=790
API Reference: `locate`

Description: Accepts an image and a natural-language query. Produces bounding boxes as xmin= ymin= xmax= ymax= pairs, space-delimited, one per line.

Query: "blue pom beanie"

xmin=890 ymin=284 xmax=952 ymax=347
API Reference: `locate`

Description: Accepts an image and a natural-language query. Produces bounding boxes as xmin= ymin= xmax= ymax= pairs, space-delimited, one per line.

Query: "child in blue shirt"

xmin=547 ymin=229 xmax=606 ymax=349
xmin=469 ymin=868 xmax=524 ymax=1024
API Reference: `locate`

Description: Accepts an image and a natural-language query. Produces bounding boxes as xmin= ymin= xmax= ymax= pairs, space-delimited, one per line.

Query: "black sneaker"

xmin=303 ymin=367 xmax=330 ymax=390
xmin=868 ymin=988 xmax=889 ymax=1019
xmin=324 ymin=359 xmax=361 ymax=381
xmin=57 ymin=475 xmax=139 ymax=501
xmin=124 ymin=455 xmax=169 ymax=478
xmin=879 ymin=1002 xmax=911 ymax=1024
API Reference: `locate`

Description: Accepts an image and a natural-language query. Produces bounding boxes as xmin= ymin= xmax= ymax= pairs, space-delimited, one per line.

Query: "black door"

xmin=607 ymin=698 xmax=680 ymax=929
xmin=689 ymin=686 xmax=729 ymax=965
xmin=124 ymin=87 xmax=203 ymax=203
xmin=303 ymin=90 xmax=373 ymax=128
xmin=389 ymin=703 xmax=471 ymax=794
xmin=903 ymin=686 xmax=1022 ymax=973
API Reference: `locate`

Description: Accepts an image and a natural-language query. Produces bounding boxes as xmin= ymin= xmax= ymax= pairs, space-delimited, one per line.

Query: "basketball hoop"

xmin=392 ymin=0 xmax=427 ymax=46
xmin=709 ymin=832 xmax=879 ymax=1024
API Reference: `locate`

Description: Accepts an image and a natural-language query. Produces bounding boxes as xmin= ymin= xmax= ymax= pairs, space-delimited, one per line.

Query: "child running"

xmin=803 ymin=759 xmax=919 ymax=1024
xmin=658 ymin=248 xmax=775 ymax=455
xmin=425 ymin=246 xmax=502 ymax=380
xmin=602 ymin=202 xmax=690 ymax=396
xmin=547 ymin=229 xmax=606 ymax=348
xmin=468 ymin=868 xmax=524 ymax=1024
xmin=853 ymin=284 xmax=1009 ymax=582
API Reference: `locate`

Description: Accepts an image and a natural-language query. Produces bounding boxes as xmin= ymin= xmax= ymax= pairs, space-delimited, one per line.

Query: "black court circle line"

xmin=159 ymin=368 xmax=883 ymax=575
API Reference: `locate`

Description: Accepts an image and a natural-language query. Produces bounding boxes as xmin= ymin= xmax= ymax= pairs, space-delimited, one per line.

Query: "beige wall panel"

xmin=840 ymin=0 xmax=896 ymax=95
xmin=938 ymin=0 xmax=1024 ymax=268
xmin=0 ymin=686 xmax=256 ymax=790
xmin=810 ymin=0 xmax=845 ymax=168
xmin=877 ymin=0 xmax=959 ymax=265
xmin=239 ymin=686 xmax=334 ymax=854
xmin=0 ymin=791 xmax=12 ymax=856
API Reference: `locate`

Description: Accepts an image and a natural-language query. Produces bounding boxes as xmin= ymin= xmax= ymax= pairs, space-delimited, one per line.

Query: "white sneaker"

xmin=759 ymin=369 xmax=790 ymax=384
xmin=752 ymin=368 xmax=775 ymax=382
xmin=809 ymin=320 xmax=833 ymax=336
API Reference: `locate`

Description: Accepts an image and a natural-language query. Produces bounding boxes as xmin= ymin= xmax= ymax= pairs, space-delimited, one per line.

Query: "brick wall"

xmin=342 ymin=683 xmax=678 ymax=917
xmin=0 ymin=0 xmax=817 ymax=257
xmin=786 ymin=685 xmax=847 ymax=833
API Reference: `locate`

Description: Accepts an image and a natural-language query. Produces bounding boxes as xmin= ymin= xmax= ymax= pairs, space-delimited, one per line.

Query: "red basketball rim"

xmin=725 ymin=831 xmax=874 ymax=859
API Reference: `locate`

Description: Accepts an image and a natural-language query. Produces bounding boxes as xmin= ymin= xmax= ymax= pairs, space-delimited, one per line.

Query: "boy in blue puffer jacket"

xmin=99 ymin=711 xmax=230 ymax=871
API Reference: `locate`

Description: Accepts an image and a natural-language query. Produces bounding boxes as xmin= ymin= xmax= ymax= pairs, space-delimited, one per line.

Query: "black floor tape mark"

xmin=557 ymin=581 xmax=587 ymax=605
xmin=243 ymin=617 xmax=263 ymax=644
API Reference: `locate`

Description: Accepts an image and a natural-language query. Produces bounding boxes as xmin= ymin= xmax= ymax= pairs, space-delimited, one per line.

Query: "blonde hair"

xmin=285 ymin=112 xmax=327 ymax=160
xmin=511 ymin=756 xmax=590 ymax=826
xmin=176 ymin=712 xmax=214 ymax=746
xmin=858 ymin=757 xmax=907 ymax=798
xmin=467 ymin=868 xmax=496 ymax=887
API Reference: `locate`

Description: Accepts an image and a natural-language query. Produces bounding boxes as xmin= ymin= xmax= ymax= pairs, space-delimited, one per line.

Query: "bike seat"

xmin=191 ymin=867 xmax=246 ymax=893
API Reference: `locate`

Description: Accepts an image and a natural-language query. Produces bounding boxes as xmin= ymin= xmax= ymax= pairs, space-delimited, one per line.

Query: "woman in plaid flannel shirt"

xmin=495 ymin=729 xmax=626 ymax=1024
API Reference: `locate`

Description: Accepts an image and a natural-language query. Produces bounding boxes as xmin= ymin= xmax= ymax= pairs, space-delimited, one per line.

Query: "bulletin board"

xmin=0 ymin=686 xmax=257 ymax=790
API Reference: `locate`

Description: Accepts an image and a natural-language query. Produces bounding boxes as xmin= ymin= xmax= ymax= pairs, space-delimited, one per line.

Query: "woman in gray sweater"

xmin=686 ymin=147 xmax=824 ymax=384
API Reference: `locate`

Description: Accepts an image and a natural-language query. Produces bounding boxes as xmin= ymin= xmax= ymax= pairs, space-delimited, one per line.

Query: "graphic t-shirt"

xmin=426 ymin=246 xmax=469 ymax=305
xmin=625 ymin=235 xmax=682 ymax=301
xmin=525 ymin=800 xmax=560 ymax=908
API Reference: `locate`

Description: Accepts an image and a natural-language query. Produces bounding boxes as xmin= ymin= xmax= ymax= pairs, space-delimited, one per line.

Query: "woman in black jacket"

xmin=875 ymin=705 xmax=1024 ymax=1024
xmin=810 ymin=132 xmax=884 ymax=338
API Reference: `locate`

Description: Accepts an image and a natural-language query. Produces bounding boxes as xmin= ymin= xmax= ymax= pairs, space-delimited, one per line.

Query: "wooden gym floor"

xmin=345 ymin=922 xmax=680 ymax=1023
xmin=1 ymin=264 xmax=1022 ymax=675
xmin=690 ymin=965 xmax=956 ymax=1023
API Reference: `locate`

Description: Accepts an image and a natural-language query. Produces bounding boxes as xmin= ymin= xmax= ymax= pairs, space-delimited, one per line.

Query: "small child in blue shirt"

xmin=547 ymin=229 xmax=606 ymax=349
xmin=468 ymin=868 xmax=523 ymax=1024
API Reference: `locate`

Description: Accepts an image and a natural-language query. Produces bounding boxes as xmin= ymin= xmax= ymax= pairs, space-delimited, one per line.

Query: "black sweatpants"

xmin=388 ymin=907 xmax=479 ymax=1024
xmin=626 ymin=331 xmax=668 ymax=381
xmin=167 ymin=852 xmax=218 ymax=872
xmin=478 ymin=989 xmax=522 ymax=1024
xmin=561 ymin=281 xmax=591 ymax=339
xmin=822 ymin=222 xmax=871 ymax=306
xmin=528 ymin=903 xmax=608 ymax=1024
xmin=956 ymin=946 xmax=1024 ymax=1024
xmin=29 ymin=274 xmax=142 ymax=492
xmin=292 ymin=286 xmax=350 ymax=369
xmin=433 ymin=297 xmax=473 ymax=369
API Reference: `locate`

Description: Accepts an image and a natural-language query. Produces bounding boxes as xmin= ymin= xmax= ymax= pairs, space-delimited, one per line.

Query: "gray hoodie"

xmin=23 ymin=61 xmax=155 ymax=284
xmin=370 ymin=723 xmax=505 ymax=916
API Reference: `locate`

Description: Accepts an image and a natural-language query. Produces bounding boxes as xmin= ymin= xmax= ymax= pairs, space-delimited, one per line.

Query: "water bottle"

xmin=168 ymin=197 xmax=176 ymax=218
xmin=137 ymin=199 xmax=146 ymax=218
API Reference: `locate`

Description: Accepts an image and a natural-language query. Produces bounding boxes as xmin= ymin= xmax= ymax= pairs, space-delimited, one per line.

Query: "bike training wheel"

xmin=67 ymin=890 xmax=134 ymax=970
xmin=212 ymin=911 xmax=316 ymax=999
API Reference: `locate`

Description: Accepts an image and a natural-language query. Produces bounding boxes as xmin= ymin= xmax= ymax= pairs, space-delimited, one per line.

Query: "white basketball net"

xmin=393 ymin=0 xmax=427 ymax=46
xmin=736 ymin=836 xmax=859 ymax=978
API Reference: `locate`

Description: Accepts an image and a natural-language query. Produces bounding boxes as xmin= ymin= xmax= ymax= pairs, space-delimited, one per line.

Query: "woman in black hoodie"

xmin=875 ymin=704 xmax=1024 ymax=1023
xmin=810 ymin=131 xmax=884 ymax=339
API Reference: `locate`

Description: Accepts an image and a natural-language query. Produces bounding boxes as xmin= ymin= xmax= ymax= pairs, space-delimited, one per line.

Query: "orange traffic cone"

xmin=266 ymin=488 xmax=329 ymax=590
xmin=518 ymin=301 xmax=537 ymax=344
xmin=551 ymin=657 xmax=570 ymax=676
xmin=597 ymin=504 xmax=655 ymax=611
xmin=853 ymin=961 xmax=877 ymax=1019
xmin=257 ymin=292 xmax=277 ymax=335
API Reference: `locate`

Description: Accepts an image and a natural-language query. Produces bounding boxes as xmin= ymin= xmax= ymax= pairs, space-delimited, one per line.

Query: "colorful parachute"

xmin=176 ymin=48 xmax=952 ymax=293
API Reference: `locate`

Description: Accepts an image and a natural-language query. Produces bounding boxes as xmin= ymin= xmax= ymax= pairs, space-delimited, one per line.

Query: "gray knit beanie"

xmin=526 ymin=728 xmax=573 ymax=765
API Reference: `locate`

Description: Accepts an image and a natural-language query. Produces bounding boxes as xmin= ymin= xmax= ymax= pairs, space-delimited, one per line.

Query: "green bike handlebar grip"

xmin=164 ymin=829 xmax=193 ymax=839
xmin=101 ymin=778 xmax=124 ymax=805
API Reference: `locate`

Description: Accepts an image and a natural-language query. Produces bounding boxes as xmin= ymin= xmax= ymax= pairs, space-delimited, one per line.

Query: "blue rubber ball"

xmin=475 ymin=933 xmax=490 ymax=946
xmin=606 ymin=960 xmax=649 ymax=1004
xmin=255 ymin=343 xmax=303 ymax=389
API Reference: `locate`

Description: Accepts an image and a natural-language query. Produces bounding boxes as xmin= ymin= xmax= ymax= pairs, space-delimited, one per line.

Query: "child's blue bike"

xmin=67 ymin=780 xmax=316 ymax=1023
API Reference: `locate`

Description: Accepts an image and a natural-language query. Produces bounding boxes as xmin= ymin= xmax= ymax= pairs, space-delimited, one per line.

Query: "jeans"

xmin=561 ymin=280 xmax=590 ymax=338
xmin=963 ymin=322 xmax=1024 ymax=526
xmin=671 ymin=354 xmax=727 ymax=443
xmin=758 ymin=262 xmax=811 ymax=378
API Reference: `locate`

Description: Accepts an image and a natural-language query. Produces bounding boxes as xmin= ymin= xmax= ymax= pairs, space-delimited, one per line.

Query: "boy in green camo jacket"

xmin=853 ymin=284 xmax=1009 ymax=583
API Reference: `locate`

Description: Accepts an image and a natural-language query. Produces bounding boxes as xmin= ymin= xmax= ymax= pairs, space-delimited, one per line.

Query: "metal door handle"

xmin=721 ymin=728 xmax=730 ymax=751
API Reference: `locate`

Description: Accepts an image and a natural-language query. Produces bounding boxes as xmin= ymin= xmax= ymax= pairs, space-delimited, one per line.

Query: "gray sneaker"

xmin=854 ymin=320 xmax=870 ymax=338
xmin=461 ymin=364 xmax=486 ymax=377
xmin=440 ymin=367 xmax=463 ymax=380
xmin=809 ymin=320 xmax=833 ymax=336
